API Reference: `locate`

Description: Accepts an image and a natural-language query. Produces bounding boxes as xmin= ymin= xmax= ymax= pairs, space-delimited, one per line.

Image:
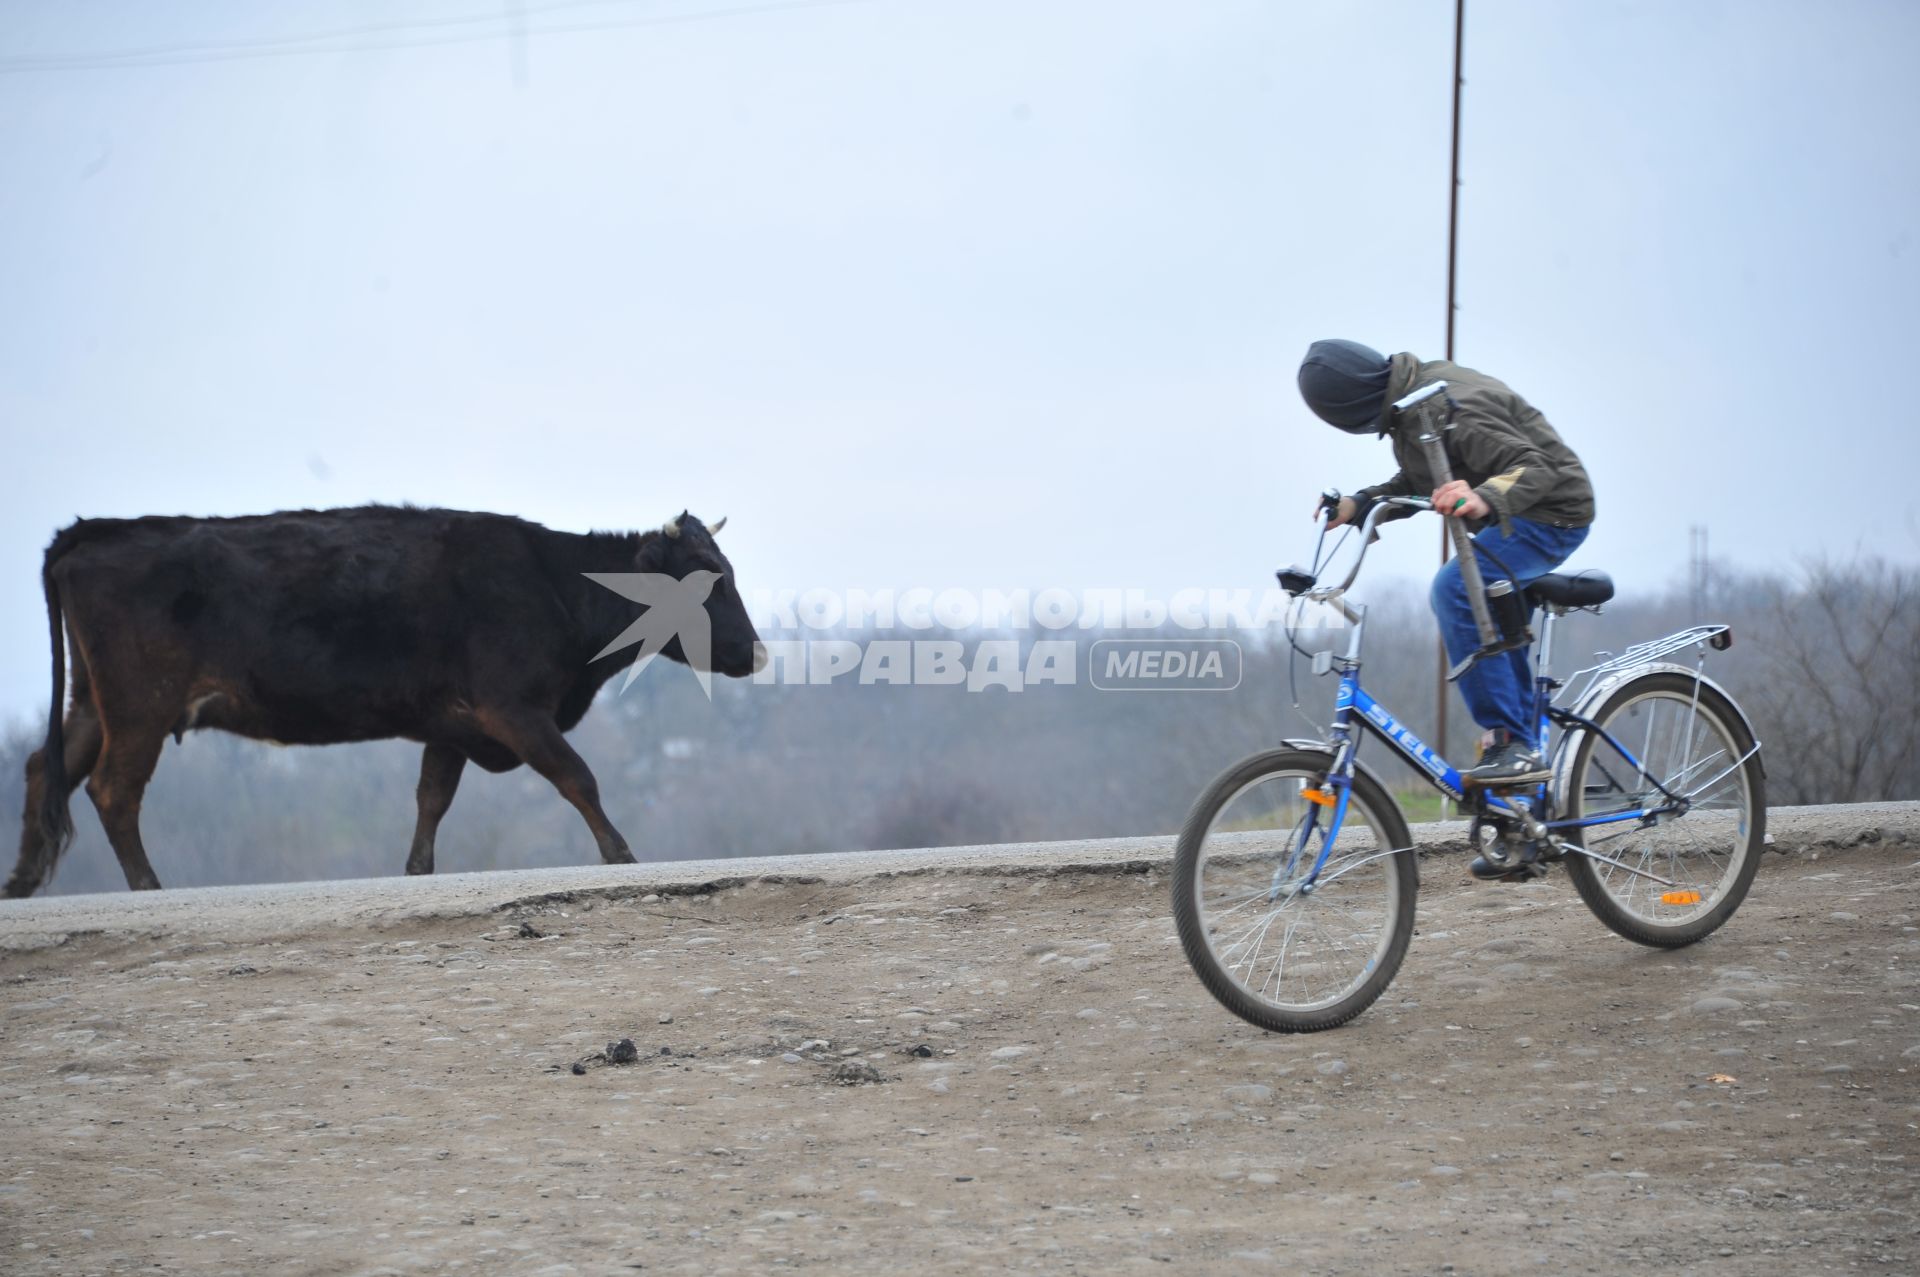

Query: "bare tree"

xmin=1740 ymin=558 xmax=1920 ymax=804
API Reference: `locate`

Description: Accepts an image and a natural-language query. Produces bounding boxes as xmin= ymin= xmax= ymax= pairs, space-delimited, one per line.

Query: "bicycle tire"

xmin=1561 ymin=671 xmax=1765 ymax=948
xmin=1172 ymin=748 xmax=1417 ymax=1033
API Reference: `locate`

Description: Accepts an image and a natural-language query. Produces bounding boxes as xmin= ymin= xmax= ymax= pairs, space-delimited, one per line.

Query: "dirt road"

xmin=3 ymin=804 xmax=1917 ymax=1275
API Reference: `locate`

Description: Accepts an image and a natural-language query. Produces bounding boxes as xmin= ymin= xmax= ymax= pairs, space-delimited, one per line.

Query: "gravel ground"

xmin=1 ymin=804 xmax=1916 ymax=1275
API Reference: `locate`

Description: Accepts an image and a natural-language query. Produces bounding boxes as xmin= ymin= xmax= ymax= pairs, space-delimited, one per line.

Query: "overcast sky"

xmin=1 ymin=0 xmax=1916 ymax=722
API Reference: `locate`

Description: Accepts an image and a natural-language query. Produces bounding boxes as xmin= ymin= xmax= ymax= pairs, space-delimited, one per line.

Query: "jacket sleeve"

xmin=1452 ymin=407 xmax=1561 ymax=533
xmin=1352 ymin=470 xmax=1420 ymax=524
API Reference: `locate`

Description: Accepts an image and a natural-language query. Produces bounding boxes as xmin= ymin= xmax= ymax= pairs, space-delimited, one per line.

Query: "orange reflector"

xmin=1302 ymin=788 xmax=1337 ymax=807
xmin=1661 ymin=890 xmax=1703 ymax=906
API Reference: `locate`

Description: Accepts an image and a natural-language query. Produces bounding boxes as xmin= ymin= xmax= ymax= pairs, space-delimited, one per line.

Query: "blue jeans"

xmin=1430 ymin=516 xmax=1589 ymax=741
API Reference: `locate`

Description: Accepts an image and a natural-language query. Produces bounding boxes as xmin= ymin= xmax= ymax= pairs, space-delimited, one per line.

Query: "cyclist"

xmin=1297 ymin=338 xmax=1595 ymax=791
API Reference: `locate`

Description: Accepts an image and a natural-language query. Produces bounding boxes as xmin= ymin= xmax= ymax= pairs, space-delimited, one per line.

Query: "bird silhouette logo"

xmin=583 ymin=570 xmax=721 ymax=698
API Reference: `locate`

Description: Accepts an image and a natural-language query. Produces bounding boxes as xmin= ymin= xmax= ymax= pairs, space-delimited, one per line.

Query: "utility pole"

xmin=507 ymin=0 xmax=529 ymax=88
xmin=1437 ymin=0 xmax=1466 ymax=764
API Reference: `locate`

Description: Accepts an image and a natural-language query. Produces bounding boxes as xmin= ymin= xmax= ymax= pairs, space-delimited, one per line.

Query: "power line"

xmin=0 ymin=0 xmax=875 ymax=75
xmin=4 ymin=0 xmax=646 ymax=65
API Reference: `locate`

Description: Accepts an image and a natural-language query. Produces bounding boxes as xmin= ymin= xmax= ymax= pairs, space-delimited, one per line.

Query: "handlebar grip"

xmin=1392 ymin=380 xmax=1449 ymax=413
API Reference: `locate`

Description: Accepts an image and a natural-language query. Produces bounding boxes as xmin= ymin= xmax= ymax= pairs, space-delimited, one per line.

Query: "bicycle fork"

xmin=1266 ymin=775 xmax=1355 ymax=903
xmin=1268 ymin=702 xmax=1366 ymax=901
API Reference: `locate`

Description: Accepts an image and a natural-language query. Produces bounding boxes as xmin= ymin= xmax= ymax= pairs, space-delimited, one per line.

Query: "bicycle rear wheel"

xmin=1561 ymin=671 xmax=1765 ymax=947
xmin=1171 ymin=748 xmax=1416 ymax=1033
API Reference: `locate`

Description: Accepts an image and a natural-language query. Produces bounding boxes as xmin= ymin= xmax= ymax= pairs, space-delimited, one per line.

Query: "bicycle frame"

xmin=1289 ymin=498 xmax=1712 ymax=887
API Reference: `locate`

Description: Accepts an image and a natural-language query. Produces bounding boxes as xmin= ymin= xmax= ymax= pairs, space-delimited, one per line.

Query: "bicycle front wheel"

xmin=1171 ymin=749 xmax=1416 ymax=1033
xmin=1561 ymin=671 xmax=1765 ymax=947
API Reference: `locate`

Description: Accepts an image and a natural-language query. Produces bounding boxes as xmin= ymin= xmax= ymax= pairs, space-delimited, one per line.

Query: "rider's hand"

xmin=1321 ymin=496 xmax=1358 ymax=528
xmin=1433 ymin=481 xmax=1489 ymax=520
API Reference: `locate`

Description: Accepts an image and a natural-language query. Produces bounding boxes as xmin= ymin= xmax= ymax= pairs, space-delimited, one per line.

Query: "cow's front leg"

xmin=406 ymin=742 xmax=468 ymax=875
xmin=85 ymin=725 xmax=167 ymax=892
xmin=475 ymin=710 xmax=635 ymax=865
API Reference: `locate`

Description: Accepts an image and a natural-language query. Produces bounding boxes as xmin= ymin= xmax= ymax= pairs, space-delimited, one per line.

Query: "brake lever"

xmin=1278 ymin=493 xmax=1344 ymax=595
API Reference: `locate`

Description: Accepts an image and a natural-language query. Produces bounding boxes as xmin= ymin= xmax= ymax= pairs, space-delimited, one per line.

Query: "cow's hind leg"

xmin=406 ymin=743 xmax=467 ymax=875
xmin=6 ymin=704 xmax=103 ymax=898
xmin=85 ymin=726 xmax=168 ymax=892
xmin=476 ymin=710 xmax=635 ymax=865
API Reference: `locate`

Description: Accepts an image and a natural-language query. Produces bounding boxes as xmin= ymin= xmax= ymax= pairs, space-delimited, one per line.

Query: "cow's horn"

xmin=707 ymin=516 xmax=727 ymax=535
xmin=661 ymin=517 xmax=682 ymax=539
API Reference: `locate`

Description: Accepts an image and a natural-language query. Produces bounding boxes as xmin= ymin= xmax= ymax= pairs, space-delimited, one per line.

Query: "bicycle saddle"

xmin=1525 ymin=569 xmax=1614 ymax=609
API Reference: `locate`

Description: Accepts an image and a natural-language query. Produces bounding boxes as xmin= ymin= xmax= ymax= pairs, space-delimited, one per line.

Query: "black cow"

xmin=7 ymin=505 xmax=762 ymax=897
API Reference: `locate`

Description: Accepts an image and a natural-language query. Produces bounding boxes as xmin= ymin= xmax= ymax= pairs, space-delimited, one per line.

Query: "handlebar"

xmin=1291 ymin=491 xmax=1531 ymax=682
xmin=1315 ymin=496 xmax=1430 ymax=594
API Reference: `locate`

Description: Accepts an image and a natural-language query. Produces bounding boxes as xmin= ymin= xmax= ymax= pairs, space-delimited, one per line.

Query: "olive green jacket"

xmin=1355 ymin=354 xmax=1595 ymax=533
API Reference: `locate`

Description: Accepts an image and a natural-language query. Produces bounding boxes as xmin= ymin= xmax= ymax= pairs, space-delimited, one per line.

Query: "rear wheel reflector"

xmin=1661 ymin=890 xmax=1703 ymax=906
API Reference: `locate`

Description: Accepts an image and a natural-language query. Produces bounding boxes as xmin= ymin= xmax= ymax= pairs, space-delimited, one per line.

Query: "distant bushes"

xmin=3 ymin=558 xmax=1912 ymax=894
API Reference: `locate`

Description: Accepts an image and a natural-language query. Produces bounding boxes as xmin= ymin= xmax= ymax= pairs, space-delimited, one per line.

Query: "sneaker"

xmin=1462 ymin=740 xmax=1550 ymax=789
xmin=1469 ymin=852 xmax=1547 ymax=882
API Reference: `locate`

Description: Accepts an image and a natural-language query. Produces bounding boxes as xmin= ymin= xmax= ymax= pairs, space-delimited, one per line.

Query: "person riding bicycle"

xmin=1297 ymin=338 xmax=1595 ymax=790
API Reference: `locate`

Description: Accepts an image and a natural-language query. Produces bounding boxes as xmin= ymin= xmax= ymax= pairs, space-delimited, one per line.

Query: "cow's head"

xmin=635 ymin=511 xmax=764 ymax=678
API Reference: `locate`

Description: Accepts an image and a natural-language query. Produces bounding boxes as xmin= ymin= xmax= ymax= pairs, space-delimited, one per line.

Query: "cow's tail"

xmin=39 ymin=558 xmax=74 ymax=856
xmin=8 ymin=555 xmax=75 ymax=898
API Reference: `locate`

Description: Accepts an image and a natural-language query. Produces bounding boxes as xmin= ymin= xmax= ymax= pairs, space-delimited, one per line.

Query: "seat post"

xmin=1537 ymin=606 xmax=1558 ymax=680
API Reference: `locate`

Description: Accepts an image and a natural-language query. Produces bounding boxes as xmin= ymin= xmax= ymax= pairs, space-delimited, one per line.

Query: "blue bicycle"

xmin=1172 ymin=390 xmax=1766 ymax=1033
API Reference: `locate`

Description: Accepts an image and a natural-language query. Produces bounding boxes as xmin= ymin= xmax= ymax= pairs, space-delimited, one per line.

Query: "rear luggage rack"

xmin=1558 ymin=623 xmax=1731 ymax=707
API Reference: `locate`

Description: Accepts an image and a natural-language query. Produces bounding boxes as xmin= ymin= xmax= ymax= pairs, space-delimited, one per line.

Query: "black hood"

xmin=1298 ymin=339 xmax=1393 ymax=434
